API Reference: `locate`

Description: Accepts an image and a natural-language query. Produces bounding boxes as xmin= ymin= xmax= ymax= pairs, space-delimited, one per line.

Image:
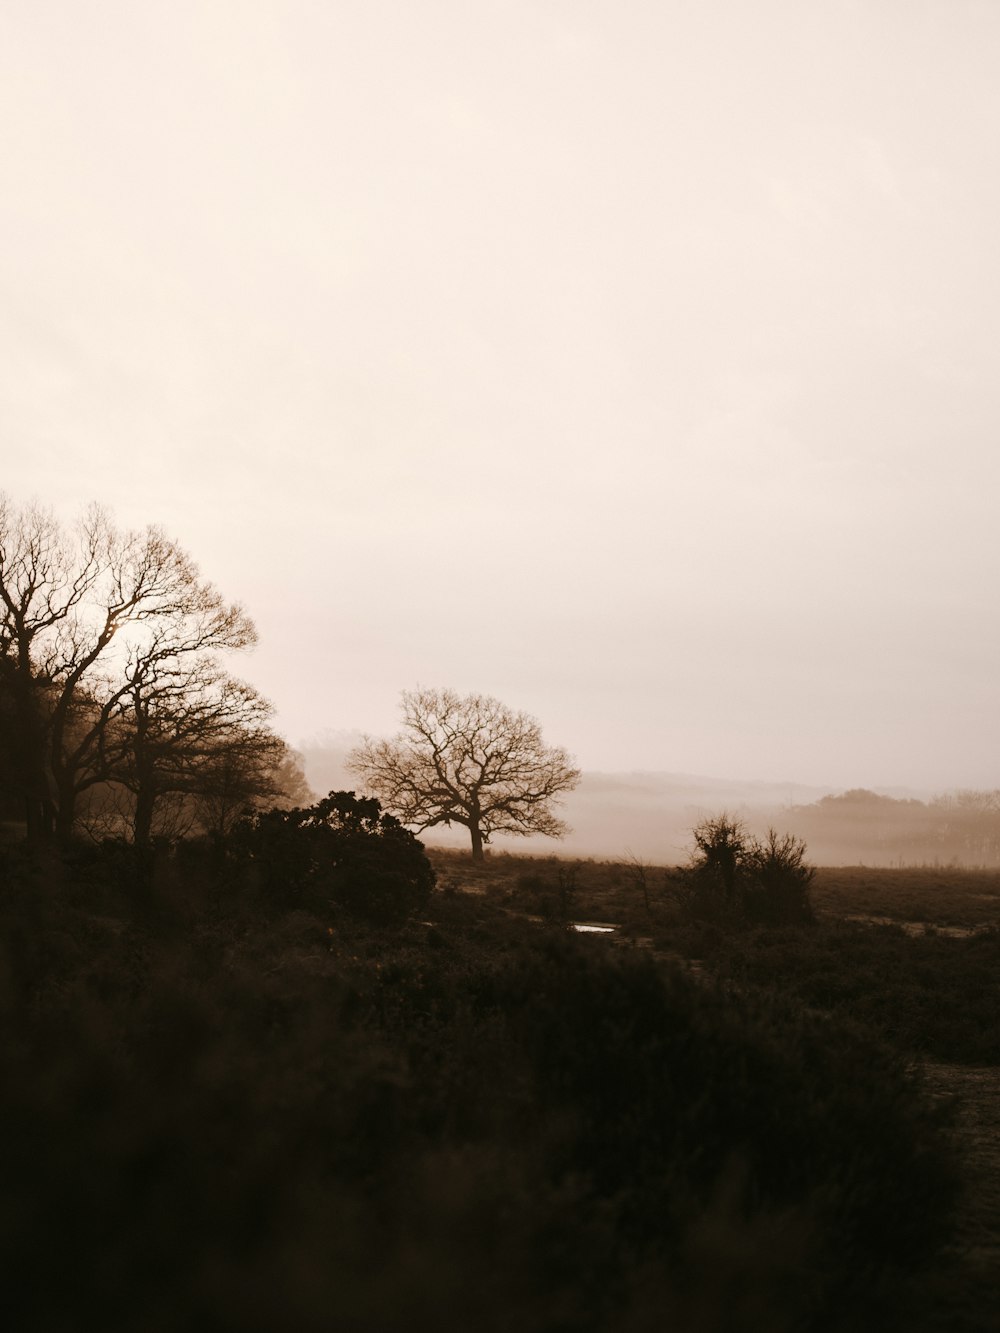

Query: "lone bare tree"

xmin=348 ymin=687 xmax=580 ymax=861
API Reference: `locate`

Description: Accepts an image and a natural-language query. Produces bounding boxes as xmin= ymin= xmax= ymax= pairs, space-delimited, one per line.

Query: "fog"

xmin=302 ymin=735 xmax=1000 ymax=866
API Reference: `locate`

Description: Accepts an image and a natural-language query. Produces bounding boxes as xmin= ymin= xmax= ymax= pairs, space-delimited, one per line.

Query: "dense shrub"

xmin=675 ymin=815 xmax=815 ymax=926
xmin=229 ymin=789 xmax=435 ymax=924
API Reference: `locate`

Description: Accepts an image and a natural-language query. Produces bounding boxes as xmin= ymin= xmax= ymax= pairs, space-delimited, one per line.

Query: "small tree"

xmin=348 ymin=688 xmax=580 ymax=861
xmin=691 ymin=814 xmax=746 ymax=906
xmin=622 ymin=850 xmax=652 ymax=914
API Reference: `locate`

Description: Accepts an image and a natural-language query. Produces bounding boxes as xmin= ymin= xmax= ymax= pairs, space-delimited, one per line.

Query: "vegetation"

xmin=230 ymin=789 xmax=435 ymax=925
xmin=348 ymin=687 xmax=580 ymax=861
xmin=0 ymin=840 xmax=963 ymax=1332
xmin=783 ymin=787 xmax=1000 ymax=868
xmin=0 ymin=495 xmax=308 ymax=845
xmin=698 ymin=919 xmax=1000 ymax=1066
xmin=672 ymin=814 xmax=815 ymax=926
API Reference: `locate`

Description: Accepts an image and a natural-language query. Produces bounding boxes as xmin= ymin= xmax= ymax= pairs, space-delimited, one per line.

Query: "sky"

xmin=3 ymin=0 xmax=1000 ymax=791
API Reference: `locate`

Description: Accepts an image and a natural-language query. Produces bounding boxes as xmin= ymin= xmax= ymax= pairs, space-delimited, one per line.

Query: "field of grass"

xmin=810 ymin=865 xmax=1000 ymax=929
xmin=428 ymin=847 xmax=1000 ymax=928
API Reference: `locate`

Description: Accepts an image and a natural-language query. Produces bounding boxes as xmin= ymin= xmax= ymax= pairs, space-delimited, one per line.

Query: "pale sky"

xmin=3 ymin=0 xmax=1000 ymax=790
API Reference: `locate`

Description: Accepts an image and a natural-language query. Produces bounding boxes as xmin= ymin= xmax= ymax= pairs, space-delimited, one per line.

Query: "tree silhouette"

xmin=0 ymin=494 xmax=254 ymax=841
xmin=106 ymin=661 xmax=297 ymax=845
xmin=348 ymin=687 xmax=580 ymax=861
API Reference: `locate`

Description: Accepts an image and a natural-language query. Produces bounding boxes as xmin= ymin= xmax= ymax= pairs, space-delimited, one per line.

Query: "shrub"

xmin=676 ymin=815 xmax=814 ymax=926
xmin=230 ymin=790 xmax=435 ymax=924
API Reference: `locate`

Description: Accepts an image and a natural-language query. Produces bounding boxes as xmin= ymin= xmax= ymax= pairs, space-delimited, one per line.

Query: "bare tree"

xmin=0 ymin=494 xmax=255 ymax=841
xmin=348 ymin=687 xmax=580 ymax=861
xmin=622 ymin=850 xmax=652 ymax=913
xmin=106 ymin=661 xmax=285 ymax=845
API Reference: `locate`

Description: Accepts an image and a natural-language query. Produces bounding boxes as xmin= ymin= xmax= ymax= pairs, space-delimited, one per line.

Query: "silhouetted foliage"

xmin=0 ymin=494 xmax=258 ymax=842
xmin=231 ymin=789 xmax=435 ymax=924
xmin=696 ymin=917 xmax=1000 ymax=1065
xmin=676 ymin=814 xmax=815 ymax=925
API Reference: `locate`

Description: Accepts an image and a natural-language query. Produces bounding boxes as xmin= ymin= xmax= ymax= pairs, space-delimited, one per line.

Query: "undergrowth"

xmin=0 ymin=841 xmax=963 ymax=1332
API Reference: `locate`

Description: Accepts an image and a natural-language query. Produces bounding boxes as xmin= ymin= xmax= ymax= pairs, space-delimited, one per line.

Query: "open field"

xmin=810 ymin=866 xmax=1000 ymax=929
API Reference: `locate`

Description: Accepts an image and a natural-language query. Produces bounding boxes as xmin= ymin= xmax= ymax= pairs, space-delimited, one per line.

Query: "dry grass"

xmin=810 ymin=866 xmax=1000 ymax=929
xmin=428 ymin=848 xmax=1000 ymax=934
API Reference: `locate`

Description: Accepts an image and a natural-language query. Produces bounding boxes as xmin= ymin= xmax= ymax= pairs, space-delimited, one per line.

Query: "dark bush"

xmin=229 ymin=789 xmax=435 ymax=924
xmin=676 ymin=815 xmax=815 ymax=927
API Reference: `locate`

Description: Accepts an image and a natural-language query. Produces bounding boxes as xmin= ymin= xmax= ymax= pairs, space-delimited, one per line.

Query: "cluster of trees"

xmin=0 ymin=495 xmax=308 ymax=846
xmin=785 ymin=787 xmax=1000 ymax=866
xmin=1 ymin=495 xmax=579 ymax=875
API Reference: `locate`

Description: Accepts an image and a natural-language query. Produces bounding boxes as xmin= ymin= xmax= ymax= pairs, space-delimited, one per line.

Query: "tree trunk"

xmin=469 ymin=823 xmax=484 ymax=862
xmin=133 ymin=785 xmax=157 ymax=849
xmin=24 ymin=791 xmax=55 ymax=843
xmin=11 ymin=676 xmax=56 ymax=843
xmin=54 ymin=782 xmax=77 ymax=844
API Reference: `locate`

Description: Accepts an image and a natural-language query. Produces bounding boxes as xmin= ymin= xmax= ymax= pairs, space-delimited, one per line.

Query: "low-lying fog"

xmin=301 ymin=738 xmax=999 ymax=867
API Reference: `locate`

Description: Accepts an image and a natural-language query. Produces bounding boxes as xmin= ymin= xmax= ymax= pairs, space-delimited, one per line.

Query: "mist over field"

xmin=303 ymin=736 xmax=818 ymax=857
xmin=301 ymin=735 xmax=999 ymax=866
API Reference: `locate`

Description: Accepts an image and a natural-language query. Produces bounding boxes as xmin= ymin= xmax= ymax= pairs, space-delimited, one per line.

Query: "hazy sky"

xmin=3 ymin=0 xmax=1000 ymax=790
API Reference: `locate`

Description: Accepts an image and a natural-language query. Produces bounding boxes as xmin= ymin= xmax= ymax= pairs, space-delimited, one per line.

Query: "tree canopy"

xmin=348 ymin=687 xmax=580 ymax=860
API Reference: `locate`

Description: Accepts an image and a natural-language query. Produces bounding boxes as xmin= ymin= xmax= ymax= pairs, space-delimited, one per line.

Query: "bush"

xmin=230 ymin=790 xmax=435 ymax=924
xmin=676 ymin=815 xmax=814 ymax=926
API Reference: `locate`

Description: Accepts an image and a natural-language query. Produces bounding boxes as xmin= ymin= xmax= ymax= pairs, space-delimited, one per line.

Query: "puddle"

xmin=570 ymin=922 xmax=618 ymax=934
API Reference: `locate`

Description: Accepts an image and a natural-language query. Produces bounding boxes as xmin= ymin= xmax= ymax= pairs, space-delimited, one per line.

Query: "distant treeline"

xmin=781 ymin=788 xmax=1000 ymax=867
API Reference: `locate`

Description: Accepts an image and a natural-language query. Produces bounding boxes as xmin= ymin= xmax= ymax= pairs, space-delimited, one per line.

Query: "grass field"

xmin=428 ymin=847 xmax=1000 ymax=928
